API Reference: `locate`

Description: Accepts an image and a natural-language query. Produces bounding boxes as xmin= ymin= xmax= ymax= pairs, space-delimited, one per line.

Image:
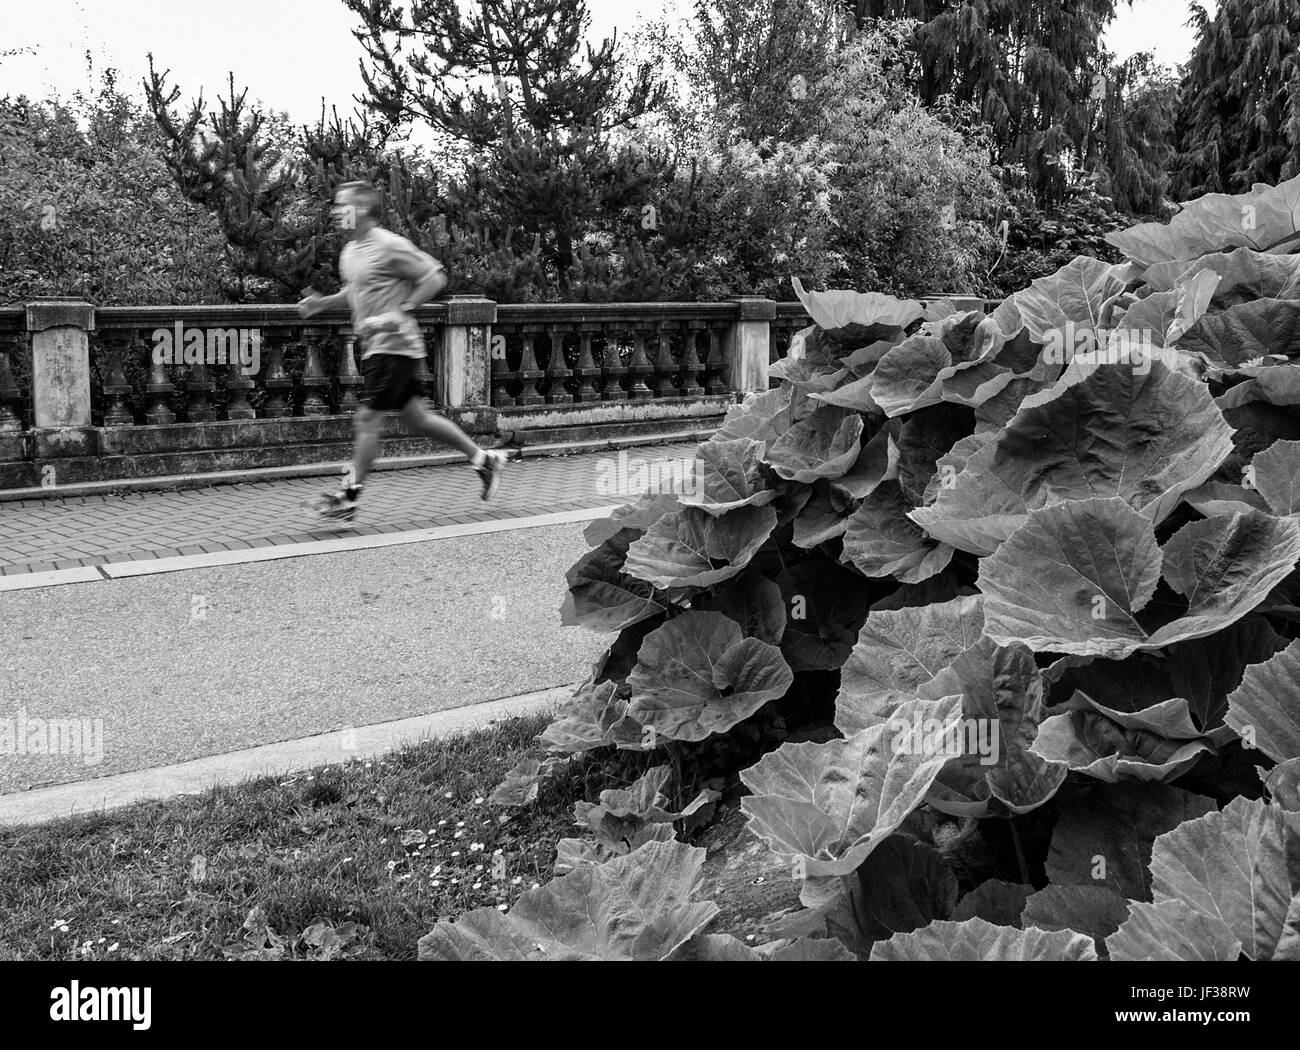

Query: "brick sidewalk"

xmin=0 ymin=443 xmax=699 ymax=574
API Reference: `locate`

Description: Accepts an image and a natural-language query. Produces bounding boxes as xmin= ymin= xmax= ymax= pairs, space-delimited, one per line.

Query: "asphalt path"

xmin=0 ymin=523 xmax=607 ymax=793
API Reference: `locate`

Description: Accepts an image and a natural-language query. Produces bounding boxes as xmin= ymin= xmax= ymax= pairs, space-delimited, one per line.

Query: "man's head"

xmin=332 ymin=181 xmax=381 ymax=236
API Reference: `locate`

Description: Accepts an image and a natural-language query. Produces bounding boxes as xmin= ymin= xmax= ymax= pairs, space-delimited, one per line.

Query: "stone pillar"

xmin=25 ymin=298 xmax=94 ymax=428
xmin=439 ymin=295 xmax=495 ymax=408
xmin=725 ymin=296 xmax=775 ymax=395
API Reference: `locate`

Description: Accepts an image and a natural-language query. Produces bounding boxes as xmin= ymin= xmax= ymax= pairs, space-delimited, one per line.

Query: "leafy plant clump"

xmin=422 ymin=175 xmax=1300 ymax=961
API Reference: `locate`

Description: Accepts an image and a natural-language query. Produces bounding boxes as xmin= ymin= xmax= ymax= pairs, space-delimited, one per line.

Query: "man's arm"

xmin=395 ymin=253 xmax=447 ymax=313
xmin=296 ymin=287 xmax=348 ymax=318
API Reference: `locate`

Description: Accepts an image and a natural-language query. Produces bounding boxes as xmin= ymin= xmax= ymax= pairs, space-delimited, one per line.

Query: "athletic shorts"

xmin=361 ymin=353 xmax=423 ymax=410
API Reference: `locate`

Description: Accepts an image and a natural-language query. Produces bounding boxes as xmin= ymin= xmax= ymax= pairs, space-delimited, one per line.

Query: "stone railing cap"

xmin=732 ymin=296 xmax=777 ymax=321
xmin=444 ymin=295 xmax=497 ymax=326
xmin=25 ymin=299 xmax=95 ymax=333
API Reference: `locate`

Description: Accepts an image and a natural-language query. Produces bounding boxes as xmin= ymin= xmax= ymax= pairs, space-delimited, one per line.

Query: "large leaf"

xmin=698 ymin=567 xmax=786 ymax=646
xmin=417 ymin=840 xmax=718 ymax=960
xmin=583 ymin=492 xmax=681 ymax=546
xmin=1178 ymin=298 xmax=1300 ymax=365
xmin=895 ymin=404 xmax=974 ymax=507
xmin=912 ymin=362 xmax=1235 ymax=554
xmin=739 ymin=694 xmax=964 ymax=877
xmin=538 ymin=680 xmax=640 ymax=755
xmin=791 ymin=486 xmax=852 ymax=548
xmin=1106 ymin=174 xmax=1300 ymax=266
xmin=623 ymin=504 xmax=778 ymax=590
xmin=678 ymin=437 xmax=777 ymax=516
xmin=1032 ymin=694 xmax=1214 ymax=783
xmin=776 ymin=560 xmax=871 ymax=672
xmin=1147 ymin=796 xmax=1300 ymax=960
xmin=1226 ymin=639 xmax=1300 ymax=761
xmin=791 ymin=276 xmax=923 ymax=335
xmin=980 ymin=499 xmax=1300 ymax=657
xmin=764 ymin=404 xmax=865 ymax=483
xmin=1252 ymin=438 xmax=1300 ymax=515
xmin=626 ymin=610 xmax=792 ymax=742
xmin=1143 ymin=246 xmax=1300 ymax=303
xmin=561 ymin=528 xmax=668 ymax=632
xmin=841 ymin=481 xmax=954 ymax=584
xmin=835 ymin=595 xmax=985 ymax=734
xmin=1008 ymin=256 xmax=1136 ymax=346
xmin=1021 ymin=885 xmax=1129 ymax=956
xmin=714 ymin=385 xmax=797 ymax=446
xmin=869 ymin=916 xmax=1096 ymax=961
xmin=1046 ymin=782 xmax=1216 ymax=900
xmin=915 ymin=638 xmax=1068 ymax=817
xmin=869 ymin=335 xmax=952 ymax=417
xmin=952 ymin=880 xmax=1033 ymax=927
xmin=1108 ymin=899 xmax=1242 ymax=961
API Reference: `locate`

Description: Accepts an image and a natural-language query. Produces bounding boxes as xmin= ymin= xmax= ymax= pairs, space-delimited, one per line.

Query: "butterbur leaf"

xmin=1108 ymin=900 xmax=1242 ymax=961
xmin=539 ymin=680 xmax=637 ymax=755
xmin=714 ymin=385 xmax=797 ymax=446
xmin=830 ymin=421 xmax=897 ymax=500
xmin=916 ymin=638 xmax=1068 ymax=817
xmin=912 ymin=362 xmax=1234 ymax=555
xmin=776 ymin=560 xmax=871 ymax=672
xmin=678 ymin=437 xmax=777 ymax=517
xmin=584 ymin=493 xmax=681 ymax=546
xmin=738 ymin=695 xmax=964 ymax=878
xmin=1105 ymin=174 xmax=1300 ymax=266
xmin=1046 ymin=782 xmax=1217 ymax=901
xmin=951 ymin=880 xmax=1033 ymax=927
xmin=841 ymin=482 xmax=954 ymax=584
xmin=561 ymin=528 xmax=668 ymax=632
xmin=1252 ymin=439 xmax=1300 ymax=515
xmin=417 ymin=840 xmax=718 ymax=960
xmin=764 ymin=404 xmax=864 ymax=483
xmin=1265 ymin=759 xmax=1300 ymax=810
xmin=699 ymin=568 xmax=786 ymax=646
xmin=835 ymin=595 xmax=984 ymax=734
xmin=791 ymin=276 xmax=923 ymax=335
xmin=1032 ymin=694 xmax=1215 ymax=783
xmin=1007 ymin=256 xmax=1135 ymax=346
xmin=1178 ymin=298 xmax=1300 ymax=365
xmin=1226 ymin=638 xmax=1300 ymax=761
xmin=869 ymin=916 xmax=1096 ymax=961
xmin=1021 ymin=885 xmax=1129 ymax=956
xmin=895 ymin=404 xmax=974 ymax=508
xmin=1142 ymin=247 xmax=1300 ymax=301
xmin=1148 ymin=796 xmax=1300 ymax=960
xmin=869 ymin=335 xmax=952 ymax=417
xmin=1181 ymin=481 xmax=1271 ymax=516
xmin=623 ymin=504 xmax=778 ymax=590
xmin=490 ymin=757 xmax=566 ymax=807
xmin=626 ymin=611 xmax=792 ymax=742
xmin=791 ymin=486 xmax=851 ymax=548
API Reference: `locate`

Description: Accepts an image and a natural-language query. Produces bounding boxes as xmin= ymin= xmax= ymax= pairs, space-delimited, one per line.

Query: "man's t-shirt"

xmin=340 ymin=228 xmax=445 ymax=360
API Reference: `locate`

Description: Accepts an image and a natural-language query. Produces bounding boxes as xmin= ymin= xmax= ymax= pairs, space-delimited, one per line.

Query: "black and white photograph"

xmin=0 ymin=0 xmax=1296 ymax=1029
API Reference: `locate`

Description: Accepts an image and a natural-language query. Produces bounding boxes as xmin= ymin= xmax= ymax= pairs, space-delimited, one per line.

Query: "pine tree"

xmin=1173 ymin=0 xmax=1300 ymax=198
xmin=346 ymin=0 xmax=666 ymax=290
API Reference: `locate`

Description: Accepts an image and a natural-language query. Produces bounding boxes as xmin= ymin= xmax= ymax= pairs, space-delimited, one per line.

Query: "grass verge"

xmin=0 ymin=712 xmax=634 ymax=961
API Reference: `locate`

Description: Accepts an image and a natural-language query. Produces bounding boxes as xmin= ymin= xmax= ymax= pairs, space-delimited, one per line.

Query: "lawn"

xmin=0 ymin=713 xmax=637 ymax=961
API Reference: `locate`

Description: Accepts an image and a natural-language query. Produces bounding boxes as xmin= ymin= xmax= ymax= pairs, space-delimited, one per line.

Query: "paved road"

xmin=0 ymin=521 xmax=609 ymax=793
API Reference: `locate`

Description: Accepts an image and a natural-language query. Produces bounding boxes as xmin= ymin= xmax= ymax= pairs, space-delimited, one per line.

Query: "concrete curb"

xmin=0 ymin=684 xmax=575 ymax=826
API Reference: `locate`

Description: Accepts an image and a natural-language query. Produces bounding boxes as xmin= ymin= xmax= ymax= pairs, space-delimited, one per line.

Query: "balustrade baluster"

xmin=300 ymin=326 xmax=331 ymax=415
xmin=653 ymin=320 xmax=677 ymax=398
xmin=517 ymin=323 xmax=544 ymax=406
xmin=626 ymin=324 xmax=654 ymax=400
xmin=100 ymin=329 xmax=134 ymax=426
xmin=574 ymin=326 xmax=600 ymax=402
xmin=185 ymin=357 xmax=216 ymax=422
xmin=261 ymin=330 xmax=293 ymax=417
xmin=225 ymin=330 xmax=257 ymax=420
xmin=681 ymin=321 xmax=706 ymax=397
xmin=544 ymin=323 xmax=573 ymax=404
xmin=599 ymin=323 xmax=628 ymax=401
xmin=0 ymin=329 xmax=24 ymax=431
xmin=144 ymin=348 xmax=176 ymax=425
xmin=337 ymin=327 xmax=362 ymax=413
xmin=704 ymin=322 xmax=728 ymax=396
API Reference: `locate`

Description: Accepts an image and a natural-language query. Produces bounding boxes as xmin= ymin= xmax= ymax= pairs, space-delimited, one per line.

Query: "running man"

xmin=297 ymin=180 xmax=506 ymax=520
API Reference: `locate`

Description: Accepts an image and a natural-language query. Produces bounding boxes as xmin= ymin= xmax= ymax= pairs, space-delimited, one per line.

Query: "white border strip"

xmin=0 ymin=684 xmax=573 ymax=826
xmin=0 ymin=505 xmax=620 ymax=591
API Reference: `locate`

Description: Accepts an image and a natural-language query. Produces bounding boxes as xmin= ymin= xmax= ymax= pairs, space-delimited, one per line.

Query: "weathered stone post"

xmin=726 ymin=296 xmax=775 ymax=395
xmin=440 ymin=295 xmax=495 ymax=408
xmin=26 ymin=298 xmax=94 ymax=428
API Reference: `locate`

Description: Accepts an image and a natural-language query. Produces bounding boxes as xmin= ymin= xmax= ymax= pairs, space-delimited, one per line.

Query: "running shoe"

xmin=475 ymin=450 xmax=507 ymax=501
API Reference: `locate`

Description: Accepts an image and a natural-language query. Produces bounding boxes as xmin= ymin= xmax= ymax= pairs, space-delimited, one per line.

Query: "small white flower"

xmin=108 ymin=943 xmax=119 ymax=952
xmin=450 ymin=851 xmax=461 ymax=857
xmin=444 ymin=791 xmax=453 ymax=799
xmin=473 ymin=797 xmax=484 ymax=804
xmin=472 ymin=881 xmax=482 ymax=889
xmin=497 ymin=904 xmax=509 ymax=912
xmin=512 ymin=876 xmax=523 ymax=885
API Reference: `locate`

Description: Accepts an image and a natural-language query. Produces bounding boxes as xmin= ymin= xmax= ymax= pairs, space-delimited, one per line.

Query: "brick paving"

xmin=0 ymin=443 xmax=699 ymax=574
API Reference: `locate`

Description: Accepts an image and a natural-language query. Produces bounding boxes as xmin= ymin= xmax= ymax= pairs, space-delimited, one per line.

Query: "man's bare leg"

xmin=348 ymin=405 xmax=384 ymax=488
xmin=400 ymin=398 xmax=484 ymax=462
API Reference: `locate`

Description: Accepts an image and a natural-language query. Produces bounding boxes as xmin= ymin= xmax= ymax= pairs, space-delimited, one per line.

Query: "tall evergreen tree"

xmin=1174 ymin=0 xmax=1300 ymax=198
xmin=345 ymin=0 xmax=666 ymax=289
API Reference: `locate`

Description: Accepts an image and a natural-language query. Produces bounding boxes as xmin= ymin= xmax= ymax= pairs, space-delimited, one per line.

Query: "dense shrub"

xmin=423 ymin=175 xmax=1300 ymax=961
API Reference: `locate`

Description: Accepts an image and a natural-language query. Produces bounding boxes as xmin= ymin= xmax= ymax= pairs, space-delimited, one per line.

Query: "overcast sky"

xmin=0 ymin=0 xmax=1202 ymax=128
